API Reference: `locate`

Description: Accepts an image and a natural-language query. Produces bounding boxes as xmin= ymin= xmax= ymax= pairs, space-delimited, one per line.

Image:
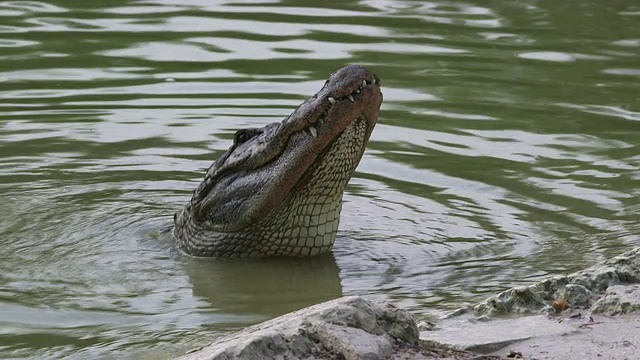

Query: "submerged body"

xmin=173 ymin=65 xmax=383 ymax=258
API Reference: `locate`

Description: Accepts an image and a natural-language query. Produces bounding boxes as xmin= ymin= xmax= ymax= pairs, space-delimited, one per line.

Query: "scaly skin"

xmin=173 ymin=65 xmax=383 ymax=258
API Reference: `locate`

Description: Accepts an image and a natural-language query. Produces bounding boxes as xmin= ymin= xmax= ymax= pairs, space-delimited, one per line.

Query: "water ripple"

xmin=0 ymin=0 xmax=638 ymax=358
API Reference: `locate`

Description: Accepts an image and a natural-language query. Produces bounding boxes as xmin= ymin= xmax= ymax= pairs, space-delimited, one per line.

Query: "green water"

xmin=0 ymin=0 xmax=638 ymax=358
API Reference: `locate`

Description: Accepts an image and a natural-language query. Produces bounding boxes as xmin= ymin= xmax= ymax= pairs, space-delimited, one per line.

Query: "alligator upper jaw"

xmin=279 ymin=65 xmax=382 ymax=139
xmin=186 ymin=65 xmax=382 ymax=232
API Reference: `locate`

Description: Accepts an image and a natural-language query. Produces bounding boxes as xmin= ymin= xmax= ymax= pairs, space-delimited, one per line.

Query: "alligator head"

xmin=173 ymin=65 xmax=383 ymax=258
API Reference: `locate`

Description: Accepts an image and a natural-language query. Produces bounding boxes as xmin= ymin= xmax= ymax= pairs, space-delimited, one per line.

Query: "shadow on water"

xmin=182 ymin=253 xmax=343 ymax=325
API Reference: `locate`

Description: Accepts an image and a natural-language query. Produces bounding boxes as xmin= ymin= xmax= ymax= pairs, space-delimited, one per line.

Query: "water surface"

xmin=0 ymin=0 xmax=638 ymax=358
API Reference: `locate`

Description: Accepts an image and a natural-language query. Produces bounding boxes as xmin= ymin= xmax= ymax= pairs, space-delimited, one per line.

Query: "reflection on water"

xmin=184 ymin=254 xmax=342 ymax=322
xmin=0 ymin=0 xmax=638 ymax=358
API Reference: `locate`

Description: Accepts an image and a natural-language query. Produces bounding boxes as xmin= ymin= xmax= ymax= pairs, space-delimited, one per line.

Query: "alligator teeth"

xmin=309 ymin=126 xmax=318 ymax=138
xmin=328 ymin=97 xmax=336 ymax=105
xmin=355 ymin=89 xmax=361 ymax=94
xmin=362 ymin=80 xmax=367 ymax=88
xmin=347 ymin=95 xmax=354 ymax=102
xmin=371 ymin=78 xmax=376 ymax=85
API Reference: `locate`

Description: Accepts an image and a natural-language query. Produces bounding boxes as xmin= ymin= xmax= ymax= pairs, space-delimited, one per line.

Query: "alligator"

xmin=172 ymin=65 xmax=383 ymax=258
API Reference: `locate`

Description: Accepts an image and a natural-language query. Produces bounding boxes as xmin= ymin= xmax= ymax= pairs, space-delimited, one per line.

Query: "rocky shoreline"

xmin=175 ymin=247 xmax=640 ymax=360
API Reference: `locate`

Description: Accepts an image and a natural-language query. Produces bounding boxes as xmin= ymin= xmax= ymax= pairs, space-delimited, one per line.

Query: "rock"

xmin=560 ymin=284 xmax=592 ymax=308
xmin=488 ymin=314 xmax=640 ymax=360
xmin=421 ymin=314 xmax=578 ymax=354
xmin=590 ymin=284 xmax=640 ymax=315
xmin=176 ymin=296 xmax=482 ymax=360
xmin=474 ymin=247 xmax=640 ymax=317
xmin=176 ymin=249 xmax=640 ymax=360
xmin=551 ymin=299 xmax=570 ymax=313
xmin=425 ymin=248 xmax=640 ymax=359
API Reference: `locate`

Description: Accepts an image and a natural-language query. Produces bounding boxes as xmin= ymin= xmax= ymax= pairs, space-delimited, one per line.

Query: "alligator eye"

xmin=234 ymin=130 xmax=253 ymax=145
